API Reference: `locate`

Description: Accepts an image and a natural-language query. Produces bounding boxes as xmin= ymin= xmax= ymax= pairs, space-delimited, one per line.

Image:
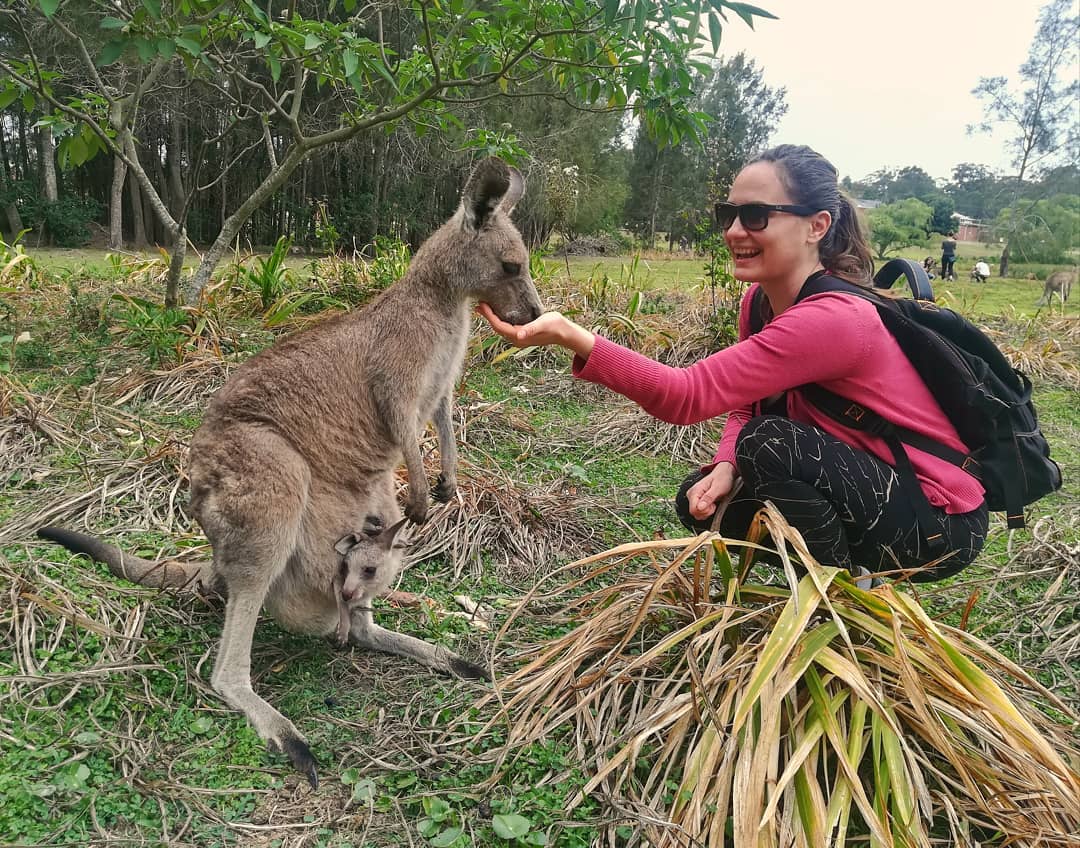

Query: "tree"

xmin=991 ymin=193 xmax=1079 ymax=263
xmin=866 ymin=198 xmax=933 ymax=259
xmin=971 ymin=0 xmax=1079 ymax=276
xmin=0 ymin=0 xmax=776 ymax=305
xmin=624 ymin=52 xmax=786 ymax=247
xmin=946 ymin=162 xmax=1011 ymax=221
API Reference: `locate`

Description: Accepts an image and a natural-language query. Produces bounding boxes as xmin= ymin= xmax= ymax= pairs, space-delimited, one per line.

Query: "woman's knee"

xmin=734 ymin=415 xmax=793 ymax=469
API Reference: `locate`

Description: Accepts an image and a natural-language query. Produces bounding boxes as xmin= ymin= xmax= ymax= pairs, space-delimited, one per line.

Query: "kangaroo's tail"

xmin=37 ymin=526 xmax=212 ymax=591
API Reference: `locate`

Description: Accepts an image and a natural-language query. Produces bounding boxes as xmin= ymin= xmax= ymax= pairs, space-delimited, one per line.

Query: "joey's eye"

xmin=501 ymin=261 xmax=521 ymax=276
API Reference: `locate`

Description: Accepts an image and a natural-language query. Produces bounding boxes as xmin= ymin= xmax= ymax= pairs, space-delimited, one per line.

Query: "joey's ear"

xmin=379 ymin=517 xmax=411 ymax=550
xmin=460 ymin=157 xmax=512 ymax=231
xmin=334 ymin=533 xmax=361 ymax=555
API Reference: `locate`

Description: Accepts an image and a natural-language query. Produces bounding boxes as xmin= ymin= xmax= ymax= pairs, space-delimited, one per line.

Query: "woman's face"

xmin=723 ymin=162 xmax=824 ymax=285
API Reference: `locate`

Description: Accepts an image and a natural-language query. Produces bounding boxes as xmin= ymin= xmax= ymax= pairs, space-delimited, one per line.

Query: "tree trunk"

xmin=129 ymin=165 xmax=148 ymax=248
xmin=999 ymin=241 xmax=1010 ymax=279
xmin=109 ymin=152 xmax=127 ymax=250
xmin=164 ymin=226 xmax=187 ymax=308
xmin=40 ymin=125 xmax=58 ymax=202
xmin=167 ymin=110 xmax=185 ymax=220
xmin=185 ymin=144 xmax=310 ymax=304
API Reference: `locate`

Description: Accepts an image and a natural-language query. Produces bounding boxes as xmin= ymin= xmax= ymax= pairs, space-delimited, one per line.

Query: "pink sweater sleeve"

xmin=572 ymin=290 xmax=871 ymax=426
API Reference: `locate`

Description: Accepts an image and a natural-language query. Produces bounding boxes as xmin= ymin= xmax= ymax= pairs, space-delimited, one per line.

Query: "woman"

xmin=478 ymin=144 xmax=988 ymax=582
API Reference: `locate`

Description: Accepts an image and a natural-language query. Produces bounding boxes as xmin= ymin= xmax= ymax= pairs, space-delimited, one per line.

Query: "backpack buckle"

xmin=961 ymin=455 xmax=982 ymax=480
xmin=844 ymin=403 xmax=866 ymax=422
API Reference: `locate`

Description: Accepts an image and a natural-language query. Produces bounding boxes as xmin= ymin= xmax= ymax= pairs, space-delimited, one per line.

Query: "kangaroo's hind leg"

xmin=191 ymin=428 xmax=321 ymax=786
xmin=348 ymin=607 xmax=489 ymax=681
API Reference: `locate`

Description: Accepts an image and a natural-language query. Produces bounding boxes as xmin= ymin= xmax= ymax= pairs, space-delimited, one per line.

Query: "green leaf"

xmin=136 ymin=38 xmax=156 ymax=63
xmin=492 ymin=814 xmax=532 ymax=839
xmin=602 ymin=0 xmax=620 ymax=25
xmin=38 ymin=0 xmax=60 ymax=17
xmin=340 ymin=767 xmax=360 ymax=784
xmin=98 ymin=40 xmax=126 ymax=65
xmin=63 ymin=135 xmax=88 ymax=167
xmin=188 ymin=715 xmax=213 ymax=735
xmin=417 ymin=818 xmax=439 ymax=837
xmin=175 ymin=37 xmax=202 ymax=56
xmin=0 ymin=87 xmax=18 ymax=110
xmin=708 ymin=13 xmax=723 ymax=53
xmin=303 ymin=33 xmax=324 ymax=51
xmin=371 ymin=60 xmax=399 ymax=91
xmin=20 ymin=91 xmax=34 ymax=112
xmin=350 ymin=777 xmax=375 ymax=802
xmin=141 ymin=0 xmax=161 ymax=18
xmin=156 ymin=38 xmax=176 ymax=59
xmin=342 ymin=49 xmax=358 ymax=78
xmin=268 ymin=53 xmax=281 ymax=82
xmin=100 ymin=16 xmax=127 ymax=29
xmin=252 ymin=31 xmax=271 ymax=49
xmin=430 ymin=827 xmax=463 ymax=847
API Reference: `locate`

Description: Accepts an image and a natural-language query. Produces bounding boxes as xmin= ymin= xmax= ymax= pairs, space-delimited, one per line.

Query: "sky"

xmin=715 ymin=0 xmax=1064 ymax=183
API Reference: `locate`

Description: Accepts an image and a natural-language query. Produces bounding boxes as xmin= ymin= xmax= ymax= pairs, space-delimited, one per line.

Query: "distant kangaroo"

xmin=1037 ymin=269 xmax=1075 ymax=307
xmin=37 ymin=157 xmax=542 ymax=788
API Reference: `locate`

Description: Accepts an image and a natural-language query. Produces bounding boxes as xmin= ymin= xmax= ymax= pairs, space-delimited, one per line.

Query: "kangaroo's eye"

xmin=501 ymin=261 xmax=521 ymax=276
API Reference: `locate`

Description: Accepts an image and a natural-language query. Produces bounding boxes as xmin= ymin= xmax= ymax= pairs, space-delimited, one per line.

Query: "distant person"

xmin=922 ymin=256 xmax=937 ymax=280
xmin=479 ymin=144 xmax=987 ymax=583
xmin=941 ymin=233 xmax=958 ymax=281
xmin=972 ymin=260 xmax=990 ymax=283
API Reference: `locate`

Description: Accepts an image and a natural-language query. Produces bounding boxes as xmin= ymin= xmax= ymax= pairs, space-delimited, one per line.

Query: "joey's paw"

xmin=431 ymin=473 xmax=457 ymax=503
xmin=269 ymin=735 xmax=319 ymax=789
xmin=449 ymin=655 xmax=491 ymax=682
xmin=405 ymin=499 xmax=429 ymax=525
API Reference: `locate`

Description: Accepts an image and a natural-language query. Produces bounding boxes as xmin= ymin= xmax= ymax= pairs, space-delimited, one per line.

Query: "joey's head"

xmin=442 ymin=157 xmax=543 ymax=325
xmin=333 ymin=516 xmax=410 ymax=605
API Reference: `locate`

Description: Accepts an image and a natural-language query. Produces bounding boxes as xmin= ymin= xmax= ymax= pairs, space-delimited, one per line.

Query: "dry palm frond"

xmin=482 ymin=504 xmax=1080 ymax=847
xmin=402 ymin=461 xmax=604 ymax=582
xmin=584 ymin=403 xmax=724 ymax=465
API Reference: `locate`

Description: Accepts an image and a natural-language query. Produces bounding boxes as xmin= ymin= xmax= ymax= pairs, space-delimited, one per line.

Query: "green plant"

xmin=112 ymin=294 xmax=191 ymax=366
xmin=242 ymin=236 xmax=295 ymax=310
xmin=367 ymin=235 xmax=411 ymax=290
xmin=698 ymin=224 xmax=744 ymax=349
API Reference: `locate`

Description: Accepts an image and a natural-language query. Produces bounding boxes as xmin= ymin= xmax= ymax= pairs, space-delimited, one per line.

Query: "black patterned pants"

xmin=675 ymin=416 xmax=988 ymax=582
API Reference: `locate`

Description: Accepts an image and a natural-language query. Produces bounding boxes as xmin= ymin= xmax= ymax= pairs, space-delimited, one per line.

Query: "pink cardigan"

xmin=573 ymin=284 xmax=986 ymax=514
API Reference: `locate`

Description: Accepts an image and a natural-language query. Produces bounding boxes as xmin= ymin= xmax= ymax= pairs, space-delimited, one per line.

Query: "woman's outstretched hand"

xmin=476 ymin=303 xmax=595 ymax=359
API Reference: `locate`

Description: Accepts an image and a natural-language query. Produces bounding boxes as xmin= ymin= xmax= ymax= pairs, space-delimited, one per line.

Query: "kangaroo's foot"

xmin=349 ymin=609 xmax=490 ymax=682
xmin=431 ymin=471 xmax=457 ymax=503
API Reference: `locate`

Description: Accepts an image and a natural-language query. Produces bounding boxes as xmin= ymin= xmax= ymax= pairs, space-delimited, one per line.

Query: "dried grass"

xmin=479 ymin=505 xmax=1080 ymax=847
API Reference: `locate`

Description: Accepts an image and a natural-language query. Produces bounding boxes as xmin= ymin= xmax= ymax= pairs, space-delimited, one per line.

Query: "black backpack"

xmin=748 ymin=258 xmax=1062 ymax=545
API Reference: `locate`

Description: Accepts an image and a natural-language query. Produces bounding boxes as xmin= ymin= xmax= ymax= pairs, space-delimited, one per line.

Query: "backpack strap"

xmin=748 ymin=274 xmax=964 ymax=554
xmin=872 ymin=257 xmax=936 ymax=302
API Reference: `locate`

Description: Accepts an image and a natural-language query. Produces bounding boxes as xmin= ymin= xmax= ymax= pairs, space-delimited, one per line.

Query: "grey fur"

xmin=36 ymin=157 xmax=538 ymax=789
xmin=1037 ymin=269 xmax=1075 ymax=307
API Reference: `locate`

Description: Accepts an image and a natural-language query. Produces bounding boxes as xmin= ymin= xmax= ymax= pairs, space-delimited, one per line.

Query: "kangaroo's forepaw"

xmin=450 ymin=655 xmax=491 ymax=682
xmin=272 ymin=735 xmax=319 ymax=789
xmin=432 ymin=473 xmax=457 ymax=503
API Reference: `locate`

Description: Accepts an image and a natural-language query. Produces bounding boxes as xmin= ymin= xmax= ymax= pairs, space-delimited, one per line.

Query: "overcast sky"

xmin=715 ymin=0 xmax=1064 ymax=183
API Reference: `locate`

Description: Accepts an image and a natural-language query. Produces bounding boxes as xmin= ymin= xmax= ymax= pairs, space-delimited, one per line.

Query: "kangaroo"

xmin=36 ymin=156 xmax=543 ymax=789
xmin=1037 ymin=269 xmax=1075 ymax=307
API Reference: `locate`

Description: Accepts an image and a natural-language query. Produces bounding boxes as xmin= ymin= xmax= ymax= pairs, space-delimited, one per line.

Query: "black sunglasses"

xmin=714 ymin=201 xmax=821 ymax=231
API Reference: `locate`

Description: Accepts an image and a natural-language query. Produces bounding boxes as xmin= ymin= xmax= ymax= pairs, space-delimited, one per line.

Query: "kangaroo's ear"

xmin=361 ymin=514 xmax=385 ymax=536
xmin=498 ymin=167 xmax=524 ymax=216
xmin=334 ymin=533 xmax=361 ymax=555
xmin=460 ymin=157 xmax=512 ymax=231
xmin=380 ymin=517 xmax=411 ymax=550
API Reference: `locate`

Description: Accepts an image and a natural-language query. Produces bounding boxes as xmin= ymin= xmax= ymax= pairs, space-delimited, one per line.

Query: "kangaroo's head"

xmin=432 ymin=157 xmax=543 ymax=325
xmin=334 ymin=516 xmax=410 ymax=603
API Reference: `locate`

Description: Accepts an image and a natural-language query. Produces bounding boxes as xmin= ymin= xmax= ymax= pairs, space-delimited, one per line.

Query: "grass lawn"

xmin=1 ymin=247 xmax=1077 ymax=846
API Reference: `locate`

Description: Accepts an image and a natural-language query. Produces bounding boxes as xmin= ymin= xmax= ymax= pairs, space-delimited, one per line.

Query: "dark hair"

xmin=747 ymin=144 xmax=874 ymax=285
